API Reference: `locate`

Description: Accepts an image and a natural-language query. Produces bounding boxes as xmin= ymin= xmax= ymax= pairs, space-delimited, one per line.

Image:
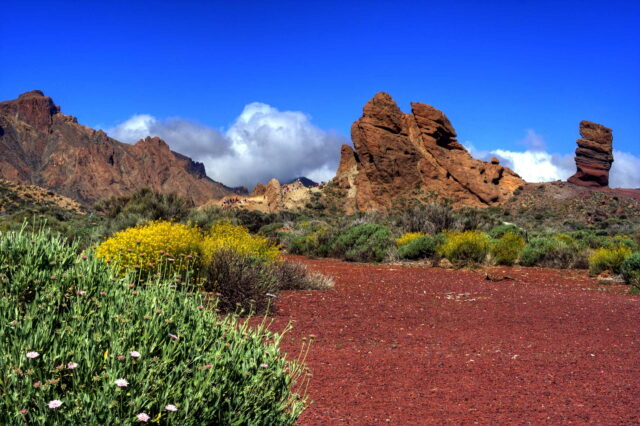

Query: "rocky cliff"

xmin=567 ymin=121 xmax=613 ymax=188
xmin=332 ymin=92 xmax=524 ymax=211
xmin=0 ymin=90 xmax=237 ymax=205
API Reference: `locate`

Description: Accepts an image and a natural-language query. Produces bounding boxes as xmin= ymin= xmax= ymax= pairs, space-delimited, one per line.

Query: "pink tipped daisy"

xmin=136 ymin=412 xmax=150 ymax=422
xmin=260 ymin=363 xmax=269 ymax=369
xmin=26 ymin=351 xmax=39 ymax=359
xmin=48 ymin=400 xmax=62 ymax=409
xmin=76 ymin=290 xmax=86 ymax=295
xmin=165 ymin=404 xmax=178 ymax=412
xmin=114 ymin=378 xmax=129 ymax=387
xmin=129 ymin=351 xmax=141 ymax=358
xmin=168 ymin=333 xmax=179 ymax=340
xmin=67 ymin=362 xmax=78 ymax=369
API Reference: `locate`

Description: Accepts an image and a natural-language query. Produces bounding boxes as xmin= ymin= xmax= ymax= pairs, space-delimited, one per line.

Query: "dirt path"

xmin=271 ymin=256 xmax=639 ymax=424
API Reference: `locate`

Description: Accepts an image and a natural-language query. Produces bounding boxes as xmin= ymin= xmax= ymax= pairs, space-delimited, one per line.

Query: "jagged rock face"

xmin=332 ymin=92 xmax=524 ymax=211
xmin=0 ymin=91 xmax=237 ymax=205
xmin=568 ymin=121 xmax=613 ymax=188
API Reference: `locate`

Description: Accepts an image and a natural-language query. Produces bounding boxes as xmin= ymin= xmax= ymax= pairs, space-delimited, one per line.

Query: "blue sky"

xmin=1 ymin=1 xmax=639 ymax=187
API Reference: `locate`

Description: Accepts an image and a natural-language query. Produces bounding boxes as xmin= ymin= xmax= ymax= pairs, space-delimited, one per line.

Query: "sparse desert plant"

xmin=397 ymin=202 xmax=458 ymax=234
xmin=491 ymin=232 xmax=526 ymax=266
xmin=332 ymin=224 xmax=392 ymax=263
xmin=200 ymin=221 xmax=280 ymax=263
xmin=438 ymin=231 xmax=490 ymax=265
xmin=0 ymin=227 xmax=307 ymax=424
xmin=274 ymin=260 xmax=335 ymax=291
xmin=397 ymin=234 xmax=441 ymax=260
xmin=202 ymin=249 xmax=280 ymax=314
xmin=588 ymin=246 xmax=632 ymax=275
xmin=95 ymin=220 xmax=201 ymax=277
xmin=621 ymin=251 xmax=640 ymax=288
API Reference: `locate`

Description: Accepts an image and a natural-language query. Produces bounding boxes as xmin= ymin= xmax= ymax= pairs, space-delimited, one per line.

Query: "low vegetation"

xmin=437 ymin=231 xmax=490 ymax=266
xmin=0 ymin=227 xmax=309 ymax=424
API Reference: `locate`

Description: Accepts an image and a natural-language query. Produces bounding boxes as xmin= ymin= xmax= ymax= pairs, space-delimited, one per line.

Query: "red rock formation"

xmin=568 ymin=121 xmax=613 ymax=188
xmin=332 ymin=92 xmax=524 ymax=211
xmin=0 ymin=91 xmax=238 ymax=205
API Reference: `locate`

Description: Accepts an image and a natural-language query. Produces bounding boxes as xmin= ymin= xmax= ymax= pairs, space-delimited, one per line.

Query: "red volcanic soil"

xmin=269 ymin=256 xmax=639 ymax=424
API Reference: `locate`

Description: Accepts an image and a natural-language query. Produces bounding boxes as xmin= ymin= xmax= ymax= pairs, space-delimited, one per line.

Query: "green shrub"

xmin=287 ymin=222 xmax=336 ymax=258
xmin=438 ymin=231 xmax=490 ymax=265
xmin=0 ymin=227 xmax=306 ymax=424
xmin=588 ymin=246 xmax=632 ymax=275
xmin=95 ymin=188 xmax=193 ymax=236
xmin=491 ymin=232 xmax=525 ymax=266
xmin=332 ymin=224 xmax=392 ymax=263
xmin=519 ymin=237 xmax=588 ymax=269
xmin=489 ymin=224 xmax=525 ymax=239
xmin=398 ymin=235 xmax=440 ymax=260
xmin=621 ymin=252 xmax=640 ymax=287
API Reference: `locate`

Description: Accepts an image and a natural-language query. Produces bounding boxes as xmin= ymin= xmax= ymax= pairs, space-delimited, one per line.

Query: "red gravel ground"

xmin=269 ymin=256 xmax=639 ymax=424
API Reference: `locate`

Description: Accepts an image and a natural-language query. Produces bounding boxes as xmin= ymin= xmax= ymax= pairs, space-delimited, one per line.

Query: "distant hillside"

xmin=498 ymin=181 xmax=640 ymax=233
xmin=0 ymin=90 xmax=240 ymax=205
xmin=0 ymin=179 xmax=84 ymax=215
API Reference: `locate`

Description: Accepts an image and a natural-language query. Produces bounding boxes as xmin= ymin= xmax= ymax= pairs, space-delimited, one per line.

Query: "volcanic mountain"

xmin=332 ymin=92 xmax=525 ymax=211
xmin=0 ymin=90 xmax=238 ymax=205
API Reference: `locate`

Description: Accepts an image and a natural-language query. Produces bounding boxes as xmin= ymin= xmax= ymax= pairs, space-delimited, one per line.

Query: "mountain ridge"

xmin=0 ymin=90 xmax=240 ymax=205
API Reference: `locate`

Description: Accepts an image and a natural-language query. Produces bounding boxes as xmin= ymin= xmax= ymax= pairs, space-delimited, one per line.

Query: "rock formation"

xmin=332 ymin=92 xmax=524 ymax=211
xmin=567 ymin=121 xmax=613 ymax=188
xmin=0 ymin=90 xmax=238 ymax=205
xmin=206 ymin=178 xmax=320 ymax=213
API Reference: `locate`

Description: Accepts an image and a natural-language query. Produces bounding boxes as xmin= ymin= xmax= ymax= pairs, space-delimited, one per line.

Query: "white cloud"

xmin=491 ymin=149 xmax=574 ymax=182
xmin=107 ymin=103 xmax=346 ymax=189
xmin=466 ymin=131 xmax=640 ymax=188
xmin=610 ymin=151 xmax=640 ymax=188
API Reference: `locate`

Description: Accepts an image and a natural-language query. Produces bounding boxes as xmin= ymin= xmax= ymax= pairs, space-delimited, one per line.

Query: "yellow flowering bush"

xmin=96 ymin=220 xmax=202 ymax=275
xmin=589 ymin=245 xmax=632 ymax=275
xmin=200 ymin=221 xmax=280 ymax=263
xmin=396 ymin=232 xmax=426 ymax=247
xmin=438 ymin=230 xmax=490 ymax=264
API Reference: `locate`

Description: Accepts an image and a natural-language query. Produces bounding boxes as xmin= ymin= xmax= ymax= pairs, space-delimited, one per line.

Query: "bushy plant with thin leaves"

xmin=0 ymin=227 xmax=307 ymax=424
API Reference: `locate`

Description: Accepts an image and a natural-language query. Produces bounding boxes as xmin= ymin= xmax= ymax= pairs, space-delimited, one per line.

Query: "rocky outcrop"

xmin=332 ymin=92 xmax=524 ymax=211
xmin=207 ymin=178 xmax=318 ymax=213
xmin=568 ymin=121 xmax=613 ymax=188
xmin=0 ymin=90 xmax=238 ymax=205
